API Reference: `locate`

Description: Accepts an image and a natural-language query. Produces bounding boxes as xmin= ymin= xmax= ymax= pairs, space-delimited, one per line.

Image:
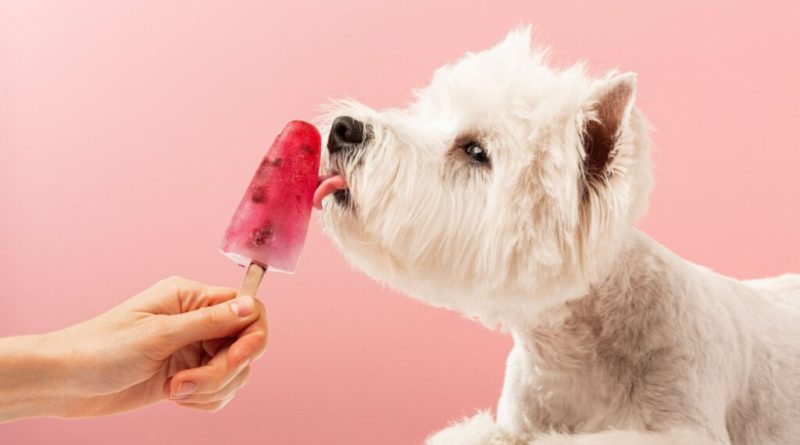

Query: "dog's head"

xmin=314 ymin=28 xmax=652 ymax=325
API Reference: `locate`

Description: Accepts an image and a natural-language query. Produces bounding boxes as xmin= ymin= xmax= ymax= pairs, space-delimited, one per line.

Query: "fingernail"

xmin=230 ymin=296 xmax=255 ymax=317
xmin=172 ymin=381 xmax=197 ymax=398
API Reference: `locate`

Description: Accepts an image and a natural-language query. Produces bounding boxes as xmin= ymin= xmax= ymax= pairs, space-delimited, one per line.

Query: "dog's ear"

xmin=581 ymin=72 xmax=637 ymax=182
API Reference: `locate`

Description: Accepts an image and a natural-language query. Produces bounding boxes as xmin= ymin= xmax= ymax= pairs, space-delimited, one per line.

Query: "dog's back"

xmin=746 ymin=274 xmax=800 ymax=301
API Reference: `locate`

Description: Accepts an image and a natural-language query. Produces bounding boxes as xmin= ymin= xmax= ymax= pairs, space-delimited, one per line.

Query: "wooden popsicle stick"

xmin=239 ymin=262 xmax=266 ymax=298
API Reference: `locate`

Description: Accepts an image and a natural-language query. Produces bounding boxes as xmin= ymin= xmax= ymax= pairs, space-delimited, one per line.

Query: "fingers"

xmin=158 ymin=294 xmax=260 ymax=349
xmin=201 ymin=338 xmax=230 ymax=358
xmin=164 ymin=276 xmax=239 ymax=313
xmin=173 ymin=397 xmax=235 ymax=413
xmin=191 ymin=300 xmax=267 ymax=366
xmin=227 ymin=298 xmax=268 ymax=365
xmin=181 ymin=283 xmax=240 ymax=312
xmin=132 ymin=276 xmax=238 ymax=318
xmin=174 ymin=366 xmax=251 ymax=405
xmin=168 ymin=345 xmax=246 ymax=400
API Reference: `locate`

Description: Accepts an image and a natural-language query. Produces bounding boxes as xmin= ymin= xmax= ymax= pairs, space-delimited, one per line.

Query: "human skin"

xmin=0 ymin=276 xmax=267 ymax=423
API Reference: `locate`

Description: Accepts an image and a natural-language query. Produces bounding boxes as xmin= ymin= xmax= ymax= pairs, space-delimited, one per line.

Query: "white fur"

xmin=318 ymin=27 xmax=800 ymax=445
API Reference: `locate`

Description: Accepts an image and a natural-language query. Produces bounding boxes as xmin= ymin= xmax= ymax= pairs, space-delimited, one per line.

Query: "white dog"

xmin=312 ymin=28 xmax=800 ymax=445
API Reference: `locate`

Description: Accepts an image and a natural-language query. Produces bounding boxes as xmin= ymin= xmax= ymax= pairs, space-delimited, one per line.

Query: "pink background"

xmin=1 ymin=1 xmax=798 ymax=444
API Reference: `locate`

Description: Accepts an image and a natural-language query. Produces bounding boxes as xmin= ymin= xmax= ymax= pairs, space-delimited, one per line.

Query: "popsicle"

xmin=221 ymin=120 xmax=321 ymax=296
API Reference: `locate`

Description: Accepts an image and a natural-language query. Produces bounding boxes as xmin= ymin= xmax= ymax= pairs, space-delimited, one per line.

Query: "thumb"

xmin=161 ymin=296 xmax=259 ymax=348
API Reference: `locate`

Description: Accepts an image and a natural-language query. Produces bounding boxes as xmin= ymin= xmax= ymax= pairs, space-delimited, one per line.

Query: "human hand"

xmin=36 ymin=276 xmax=267 ymax=417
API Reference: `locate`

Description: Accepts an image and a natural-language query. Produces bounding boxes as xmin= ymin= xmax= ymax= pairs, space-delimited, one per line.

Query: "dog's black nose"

xmin=328 ymin=116 xmax=365 ymax=154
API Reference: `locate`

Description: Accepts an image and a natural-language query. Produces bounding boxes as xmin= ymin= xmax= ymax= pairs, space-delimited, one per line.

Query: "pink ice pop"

xmin=221 ymin=121 xmax=321 ymax=275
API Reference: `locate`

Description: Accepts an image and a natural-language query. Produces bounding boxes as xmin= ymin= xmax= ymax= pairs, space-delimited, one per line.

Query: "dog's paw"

xmin=425 ymin=411 xmax=526 ymax=445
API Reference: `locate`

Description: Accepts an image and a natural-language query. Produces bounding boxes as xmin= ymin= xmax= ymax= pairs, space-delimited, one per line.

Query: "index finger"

xmin=130 ymin=276 xmax=237 ymax=315
xmin=180 ymin=285 xmax=240 ymax=312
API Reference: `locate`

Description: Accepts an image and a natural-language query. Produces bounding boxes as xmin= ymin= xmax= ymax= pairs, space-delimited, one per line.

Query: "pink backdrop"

xmin=1 ymin=1 xmax=798 ymax=444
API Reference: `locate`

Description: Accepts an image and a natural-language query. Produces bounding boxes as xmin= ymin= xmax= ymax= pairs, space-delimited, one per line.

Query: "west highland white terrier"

xmin=312 ymin=28 xmax=800 ymax=445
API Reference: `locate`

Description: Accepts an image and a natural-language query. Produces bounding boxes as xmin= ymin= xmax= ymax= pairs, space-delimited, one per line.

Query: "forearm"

xmin=0 ymin=333 xmax=69 ymax=423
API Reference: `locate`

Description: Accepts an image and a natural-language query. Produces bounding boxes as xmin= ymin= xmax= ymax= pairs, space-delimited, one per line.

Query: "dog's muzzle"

xmin=313 ymin=115 xmax=369 ymax=210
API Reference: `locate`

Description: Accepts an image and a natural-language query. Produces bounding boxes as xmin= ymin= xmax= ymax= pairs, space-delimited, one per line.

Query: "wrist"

xmin=0 ymin=332 xmax=74 ymax=422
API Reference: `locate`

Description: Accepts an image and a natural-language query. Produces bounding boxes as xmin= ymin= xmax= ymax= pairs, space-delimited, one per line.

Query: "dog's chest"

xmin=498 ymin=342 xmax=638 ymax=436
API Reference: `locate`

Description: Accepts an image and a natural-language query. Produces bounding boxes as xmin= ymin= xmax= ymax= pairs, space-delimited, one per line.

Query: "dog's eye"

xmin=464 ymin=143 xmax=489 ymax=164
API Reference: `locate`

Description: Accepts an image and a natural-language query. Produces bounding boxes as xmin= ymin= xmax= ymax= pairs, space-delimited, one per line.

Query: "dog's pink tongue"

xmin=314 ymin=174 xmax=347 ymax=209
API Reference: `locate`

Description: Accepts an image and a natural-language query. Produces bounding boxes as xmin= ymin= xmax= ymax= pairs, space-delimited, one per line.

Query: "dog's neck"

xmin=494 ymin=230 xmax=705 ymax=434
xmin=510 ymin=229 xmax=693 ymax=372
